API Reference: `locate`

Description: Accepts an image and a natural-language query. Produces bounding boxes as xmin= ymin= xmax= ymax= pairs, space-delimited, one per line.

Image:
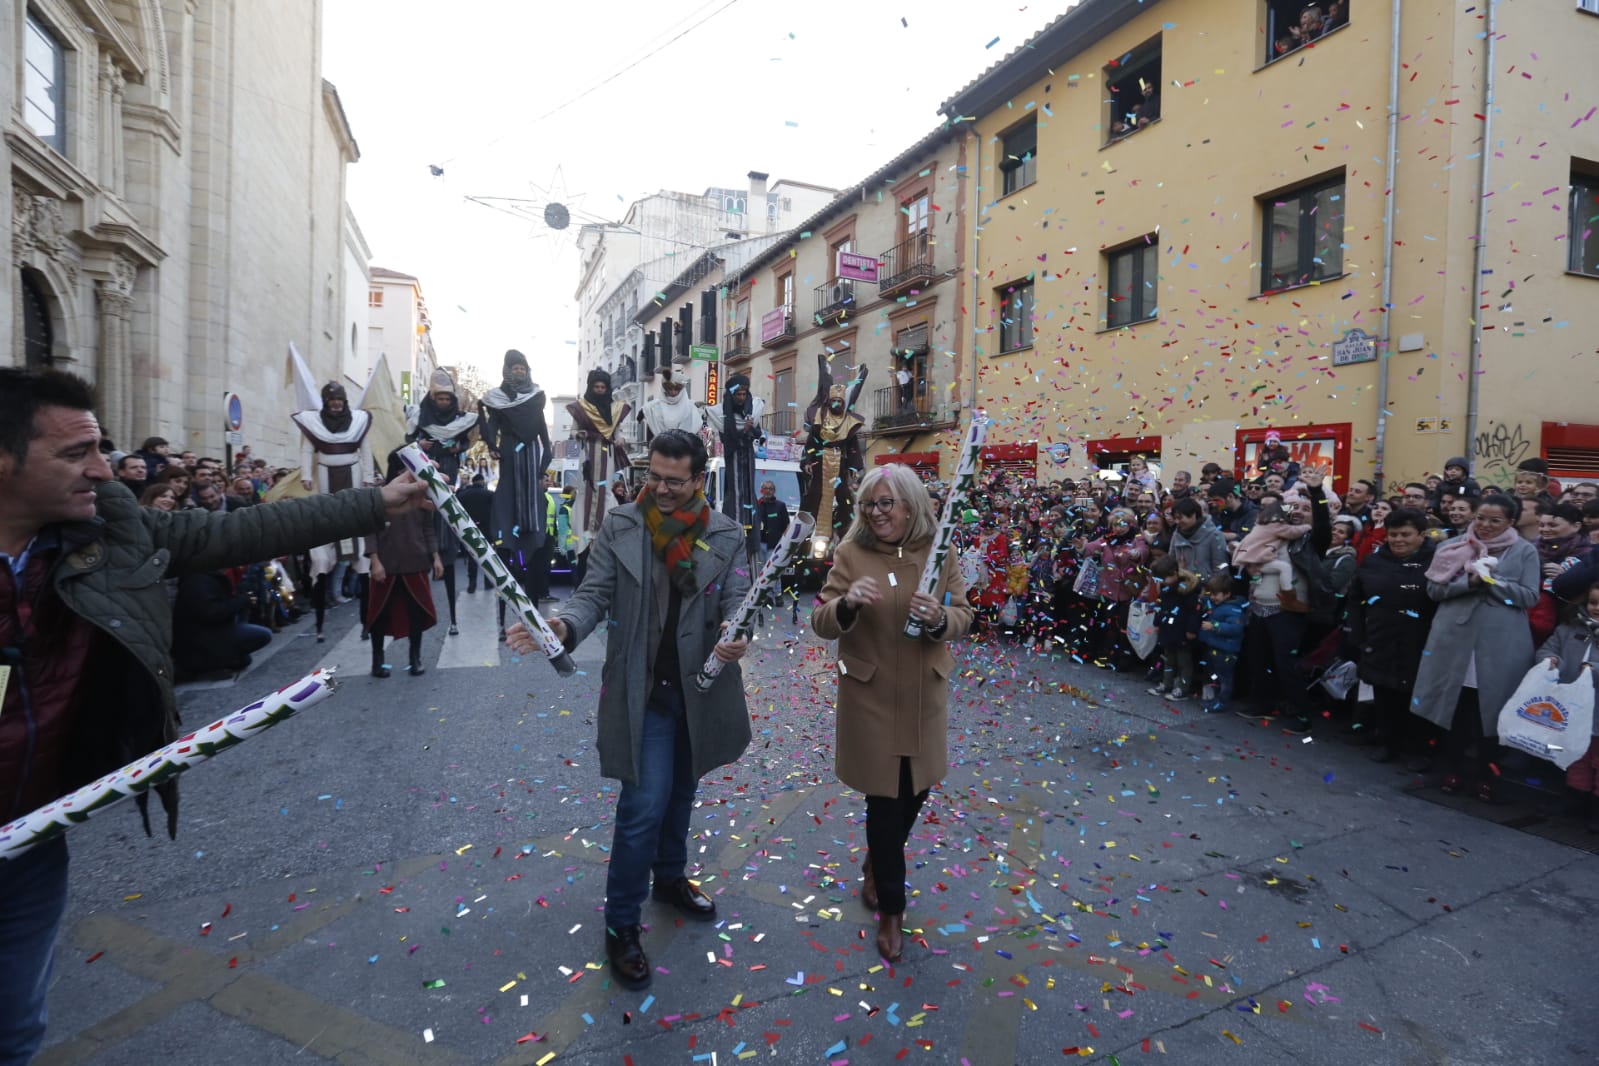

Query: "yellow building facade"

xmin=944 ymin=0 xmax=1599 ymax=490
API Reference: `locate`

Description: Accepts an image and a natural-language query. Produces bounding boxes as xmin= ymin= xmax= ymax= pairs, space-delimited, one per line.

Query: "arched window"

xmin=21 ymin=268 xmax=54 ymax=367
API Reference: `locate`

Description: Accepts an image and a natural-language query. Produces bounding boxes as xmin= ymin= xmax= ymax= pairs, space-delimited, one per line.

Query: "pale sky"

xmin=322 ymin=0 xmax=1071 ymax=393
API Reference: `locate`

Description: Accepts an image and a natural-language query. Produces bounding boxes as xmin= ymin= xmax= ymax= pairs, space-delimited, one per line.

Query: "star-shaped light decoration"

xmin=463 ymin=166 xmax=590 ymax=265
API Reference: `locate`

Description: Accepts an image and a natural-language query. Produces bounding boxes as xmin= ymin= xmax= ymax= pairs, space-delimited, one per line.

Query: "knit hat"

xmin=1333 ymin=514 xmax=1363 ymax=534
xmin=1444 ymin=456 xmax=1470 ymax=473
xmin=1516 ymin=458 xmax=1549 ymax=476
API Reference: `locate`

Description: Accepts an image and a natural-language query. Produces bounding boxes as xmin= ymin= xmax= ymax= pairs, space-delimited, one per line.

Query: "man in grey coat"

xmin=1169 ymin=498 xmax=1228 ymax=578
xmin=509 ymin=429 xmax=750 ymax=992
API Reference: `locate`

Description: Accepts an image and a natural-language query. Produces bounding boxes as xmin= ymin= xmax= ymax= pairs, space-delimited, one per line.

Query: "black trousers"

xmin=1444 ymin=689 xmax=1495 ymax=778
xmin=864 ymin=758 xmax=930 ymax=916
xmin=371 ymin=585 xmax=428 ymax=667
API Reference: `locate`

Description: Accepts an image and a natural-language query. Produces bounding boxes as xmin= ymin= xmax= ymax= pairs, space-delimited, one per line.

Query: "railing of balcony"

xmin=761 ymin=409 xmax=796 ymax=437
xmin=758 ymin=307 xmax=797 ymax=347
xmin=878 ymin=232 xmax=936 ymax=295
xmin=724 ymin=327 xmax=751 ymax=361
xmin=812 ymin=278 xmax=857 ymax=325
xmin=869 ymin=385 xmax=955 ymax=431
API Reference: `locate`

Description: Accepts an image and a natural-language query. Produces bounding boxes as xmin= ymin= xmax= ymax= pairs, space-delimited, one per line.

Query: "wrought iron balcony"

xmin=723 ymin=327 xmax=751 ymax=362
xmin=758 ymin=307 xmax=797 ymax=348
xmin=878 ymin=233 xmax=937 ymax=298
xmin=812 ymin=278 xmax=858 ymax=328
xmin=761 ymin=409 xmax=796 ymax=438
xmin=869 ymin=385 xmax=956 ymax=434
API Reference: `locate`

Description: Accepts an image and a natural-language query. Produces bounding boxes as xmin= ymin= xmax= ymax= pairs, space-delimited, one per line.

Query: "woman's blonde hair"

xmin=843 ymin=463 xmax=938 ymax=547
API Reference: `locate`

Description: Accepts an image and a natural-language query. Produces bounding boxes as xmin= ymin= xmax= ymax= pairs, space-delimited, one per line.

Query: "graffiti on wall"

xmin=1473 ymin=421 xmax=1534 ymax=485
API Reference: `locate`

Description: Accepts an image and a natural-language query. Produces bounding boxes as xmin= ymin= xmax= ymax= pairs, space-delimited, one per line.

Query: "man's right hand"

xmin=301 ymin=478 xmax=314 ymax=491
xmin=546 ymin=617 xmax=568 ymax=645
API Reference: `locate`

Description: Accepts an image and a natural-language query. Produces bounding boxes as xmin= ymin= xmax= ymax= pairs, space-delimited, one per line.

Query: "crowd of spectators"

xmin=99 ymin=435 xmax=320 ymax=681
xmin=945 ymin=448 xmax=1599 ymax=827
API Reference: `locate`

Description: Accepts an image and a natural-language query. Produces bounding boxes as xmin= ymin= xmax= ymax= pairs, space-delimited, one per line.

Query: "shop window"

xmin=1264 ymin=0 xmax=1349 ymax=64
xmin=1104 ymin=37 xmax=1162 ymax=143
xmin=1105 ymin=237 xmax=1159 ymax=327
xmin=1260 ymin=172 xmax=1344 ymax=292
xmin=997 ymin=280 xmax=1034 ymax=353
xmin=1569 ymin=164 xmax=1599 ymax=276
xmin=999 ymin=116 xmax=1037 ymax=196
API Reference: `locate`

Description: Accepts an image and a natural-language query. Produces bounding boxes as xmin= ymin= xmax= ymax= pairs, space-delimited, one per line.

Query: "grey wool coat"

xmin=1410 ymin=536 xmax=1539 ymax=734
xmin=552 ymin=503 xmax=751 ymax=785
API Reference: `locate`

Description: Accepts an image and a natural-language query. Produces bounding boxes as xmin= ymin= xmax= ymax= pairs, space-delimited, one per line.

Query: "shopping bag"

xmin=1495 ymin=660 xmax=1594 ymax=770
xmin=1127 ymin=600 xmax=1158 ymax=660
xmin=1073 ymin=557 xmax=1103 ymax=599
xmin=1318 ymin=659 xmax=1359 ymax=701
xmin=998 ymin=596 xmax=1020 ymax=628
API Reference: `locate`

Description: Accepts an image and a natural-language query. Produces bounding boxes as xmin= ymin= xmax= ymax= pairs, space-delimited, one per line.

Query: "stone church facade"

xmin=4 ymin=0 xmax=359 ymax=463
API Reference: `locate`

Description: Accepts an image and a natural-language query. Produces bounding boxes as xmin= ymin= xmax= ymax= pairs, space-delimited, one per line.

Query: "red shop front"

xmin=1086 ymin=435 xmax=1163 ymax=469
xmin=1235 ymin=423 xmax=1351 ymax=488
xmin=874 ymin=450 xmax=941 ymax=481
xmin=978 ymin=442 xmax=1038 ymax=481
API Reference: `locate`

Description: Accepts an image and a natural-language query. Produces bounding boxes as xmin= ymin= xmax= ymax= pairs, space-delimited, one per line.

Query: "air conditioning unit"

xmin=831 ymin=284 xmax=848 ymax=305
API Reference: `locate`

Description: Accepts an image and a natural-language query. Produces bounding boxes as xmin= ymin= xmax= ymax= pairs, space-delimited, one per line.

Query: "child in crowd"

xmin=1198 ymin=571 xmax=1246 ymax=713
xmin=1147 ymin=555 xmax=1201 ymax=700
xmin=1537 ymin=580 xmax=1599 ymax=833
xmin=1230 ymin=501 xmax=1308 ymax=604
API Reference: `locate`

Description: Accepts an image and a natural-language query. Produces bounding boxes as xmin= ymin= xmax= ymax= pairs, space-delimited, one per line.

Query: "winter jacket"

xmin=1285 ymin=484 xmax=1336 ymax=624
xmin=813 ymin=535 xmax=974 ymax=797
xmin=1325 ymin=545 xmax=1358 ymax=597
xmin=1156 ymin=572 xmax=1203 ymax=649
xmin=369 ymin=508 xmax=439 ymax=575
xmin=1170 ymin=519 xmax=1229 ymax=578
xmin=1213 ymin=499 xmax=1258 ymax=542
xmin=1342 ymin=540 xmax=1437 ymax=692
xmin=1083 ymin=534 xmax=1150 ymax=603
xmin=1199 ymin=597 xmax=1247 ymax=655
xmin=0 ymin=481 xmax=387 ymax=831
xmin=171 ymin=571 xmax=251 ymax=676
xmin=552 ymin=502 xmax=751 ymax=786
xmin=1410 ymin=536 xmax=1539 ymax=734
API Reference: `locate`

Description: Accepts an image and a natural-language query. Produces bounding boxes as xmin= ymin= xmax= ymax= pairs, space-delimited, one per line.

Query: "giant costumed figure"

xmin=638 ymin=367 xmax=704 ymax=440
xmin=406 ymin=367 xmax=478 ymax=635
xmin=566 ymin=368 xmax=633 ymax=562
xmin=479 ymin=349 xmax=554 ymax=634
xmin=702 ymin=373 xmax=766 ymax=561
xmin=800 ymin=354 xmax=868 ymax=549
xmin=291 ymin=373 xmax=375 ymax=641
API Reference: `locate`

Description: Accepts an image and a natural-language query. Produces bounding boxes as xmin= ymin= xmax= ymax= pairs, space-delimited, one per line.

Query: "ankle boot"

xmin=875 ymin=912 xmax=903 ymax=963
xmin=860 ymin=858 xmax=879 ymax=912
xmin=371 ymin=641 xmax=390 ymax=679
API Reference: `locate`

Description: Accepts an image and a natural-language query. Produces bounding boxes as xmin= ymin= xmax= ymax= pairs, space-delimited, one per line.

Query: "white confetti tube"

xmin=692 ymin=511 xmax=816 ymax=692
xmin=396 ymin=444 xmax=576 ymax=676
xmin=904 ymin=417 xmax=989 ymax=639
xmin=0 ymin=669 xmax=338 ymax=862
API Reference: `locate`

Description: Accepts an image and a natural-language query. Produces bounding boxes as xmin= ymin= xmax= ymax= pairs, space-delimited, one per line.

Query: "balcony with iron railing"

xmin=878 ymin=232 xmax=937 ymax=298
xmin=761 ymin=408 xmax=797 ymax=438
xmin=724 ymin=326 xmax=751 ymax=362
xmin=621 ymin=412 xmax=649 ymax=458
xmin=812 ymin=278 xmax=858 ymax=328
xmin=868 ymin=385 xmax=957 ymax=435
xmin=758 ymin=306 xmax=797 ymax=349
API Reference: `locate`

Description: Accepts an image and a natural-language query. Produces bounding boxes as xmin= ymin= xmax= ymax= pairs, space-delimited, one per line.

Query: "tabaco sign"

xmin=705 ymin=361 xmax=720 ymax=406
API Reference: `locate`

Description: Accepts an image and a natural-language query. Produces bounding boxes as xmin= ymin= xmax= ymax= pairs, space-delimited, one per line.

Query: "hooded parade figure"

xmin=407 ymin=367 xmax=479 ymax=484
xmin=800 ymin=354 xmax=867 ymax=546
xmin=290 ymin=377 xmax=376 ymax=634
xmin=703 ymin=373 xmax=766 ymax=559
xmin=640 ymin=367 xmax=704 ymax=439
xmin=479 ymin=350 xmax=555 ymax=611
xmin=566 ymin=367 xmax=633 ymax=554
xmin=406 ymin=368 xmax=479 ymax=630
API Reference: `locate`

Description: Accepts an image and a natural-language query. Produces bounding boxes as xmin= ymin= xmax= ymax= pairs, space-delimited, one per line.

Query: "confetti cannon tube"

xmin=0 ymin=670 xmax=338 ymax=862
xmin=904 ymin=417 xmax=989 ymax=639
xmin=692 ymin=511 xmax=816 ymax=692
xmin=396 ymin=443 xmax=576 ymax=677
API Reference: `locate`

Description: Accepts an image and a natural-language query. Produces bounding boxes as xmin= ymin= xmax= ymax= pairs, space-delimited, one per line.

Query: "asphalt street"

xmin=32 ymin=573 xmax=1599 ymax=1065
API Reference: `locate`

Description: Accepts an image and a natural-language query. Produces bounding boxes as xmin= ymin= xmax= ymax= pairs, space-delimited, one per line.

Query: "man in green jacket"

xmin=0 ymin=367 xmax=428 ymax=1064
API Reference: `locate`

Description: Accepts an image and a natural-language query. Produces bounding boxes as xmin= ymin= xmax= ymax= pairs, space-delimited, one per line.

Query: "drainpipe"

xmin=1373 ymin=0 xmax=1404 ymax=493
xmin=1463 ymin=0 xmax=1499 ymax=469
xmin=967 ymin=123 xmax=982 ymax=437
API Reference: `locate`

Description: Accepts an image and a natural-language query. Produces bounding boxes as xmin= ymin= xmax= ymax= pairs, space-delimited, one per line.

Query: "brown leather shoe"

xmin=860 ymin=858 xmax=879 ymax=912
xmin=875 ymin=912 xmax=903 ymax=963
xmin=651 ymin=877 xmax=717 ymax=921
xmin=605 ymin=925 xmax=651 ymax=990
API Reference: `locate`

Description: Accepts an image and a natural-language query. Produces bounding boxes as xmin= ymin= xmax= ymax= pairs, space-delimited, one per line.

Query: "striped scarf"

xmin=638 ymin=489 xmax=710 ymax=596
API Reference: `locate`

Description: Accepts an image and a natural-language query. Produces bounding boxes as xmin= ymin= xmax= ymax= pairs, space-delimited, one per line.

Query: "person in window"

xmin=1289 ymin=5 xmax=1327 ymax=48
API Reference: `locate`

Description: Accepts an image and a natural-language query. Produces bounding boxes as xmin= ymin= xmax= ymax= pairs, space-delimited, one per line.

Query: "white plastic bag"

xmin=1127 ymin=600 xmax=1158 ymax=660
xmin=1496 ymin=660 xmax=1594 ymax=770
xmin=1318 ymin=659 xmax=1359 ymax=701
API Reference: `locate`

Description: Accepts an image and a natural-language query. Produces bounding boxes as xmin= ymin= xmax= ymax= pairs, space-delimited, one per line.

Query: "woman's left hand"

xmin=909 ymin=591 xmax=944 ymax=628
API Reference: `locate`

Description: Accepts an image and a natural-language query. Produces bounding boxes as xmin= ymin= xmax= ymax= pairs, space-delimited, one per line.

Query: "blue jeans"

xmin=0 ymin=836 xmax=69 ymax=1065
xmin=605 ymin=685 xmax=695 ymax=928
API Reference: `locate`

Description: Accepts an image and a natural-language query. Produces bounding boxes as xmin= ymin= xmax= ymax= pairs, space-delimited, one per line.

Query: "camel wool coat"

xmin=811 ymin=535 xmax=973 ymax=797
